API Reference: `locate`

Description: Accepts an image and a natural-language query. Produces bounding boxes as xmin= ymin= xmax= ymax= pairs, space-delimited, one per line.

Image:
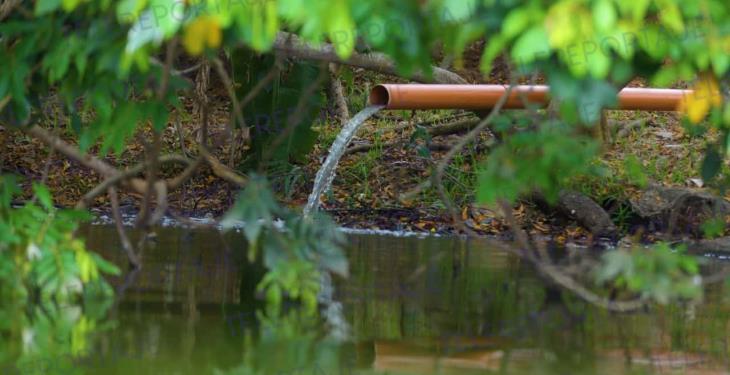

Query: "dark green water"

xmin=2 ymin=225 xmax=730 ymax=374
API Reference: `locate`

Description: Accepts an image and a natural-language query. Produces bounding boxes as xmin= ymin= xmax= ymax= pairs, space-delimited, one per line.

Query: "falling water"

xmin=303 ymin=105 xmax=385 ymax=217
xmin=317 ymin=272 xmax=350 ymax=341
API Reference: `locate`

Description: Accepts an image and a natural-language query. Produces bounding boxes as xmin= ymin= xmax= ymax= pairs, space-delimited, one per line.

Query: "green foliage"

xmin=222 ymin=176 xmax=348 ymax=309
xmin=595 ymin=243 xmax=702 ymax=304
xmin=232 ymin=52 xmax=325 ymax=168
xmin=477 ymin=121 xmax=600 ymax=204
xmin=622 ymin=155 xmax=648 ymax=188
xmin=215 ymin=308 xmax=344 ymax=375
xmin=0 ymin=295 xmax=115 ymax=374
xmin=2 ymin=0 xmax=730 ymax=314
xmin=701 ymin=217 xmax=726 ymax=239
xmin=0 ymin=175 xmax=120 ymax=302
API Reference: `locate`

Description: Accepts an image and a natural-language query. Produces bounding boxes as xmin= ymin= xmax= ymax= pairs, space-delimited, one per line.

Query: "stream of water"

xmin=303 ymin=105 xmax=384 ymax=217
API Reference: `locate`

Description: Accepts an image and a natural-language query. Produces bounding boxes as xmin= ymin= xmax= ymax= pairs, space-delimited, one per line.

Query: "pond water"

xmin=3 ymin=225 xmax=730 ymax=374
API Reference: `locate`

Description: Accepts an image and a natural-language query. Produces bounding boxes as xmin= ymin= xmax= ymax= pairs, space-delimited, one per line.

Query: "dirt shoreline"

xmin=2 ymin=68 xmax=726 ymax=246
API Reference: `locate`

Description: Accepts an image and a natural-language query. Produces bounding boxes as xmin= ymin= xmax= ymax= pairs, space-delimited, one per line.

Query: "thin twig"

xmin=0 ymin=95 xmax=11 ymax=112
xmin=108 ymin=186 xmax=141 ymax=269
xmin=431 ymin=84 xmax=514 ymax=235
xmin=167 ymin=156 xmax=203 ymax=190
xmin=75 ymin=154 xmax=192 ymax=209
xmin=148 ymin=180 xmax=168 ymax=225
xmin=199 ymin=147 xmax=247 ymax=187
xmin=239 ymin=59 xmax=282 ymax=109
xmin=498 ymin=185 xmax=646 ymax=313
xmin=194 ymin=58 xmax=211 ymax=148
xmin=226 ymin=58 xmax=282 ymax=167
xmin=328 ymin=63 xmax=350 ymax=125
xmin=138 ymin=39 xmax=177 ymax=228
xmin=0 ymin=0 xmax=20 ymax=21
xmin=39 ymin=118 xmax=59 ymax=186
xmin=211 ymin=57 xmax=247 ymax=137
xmin=24 ymin=125 xmax=118 ymax=177
xmin=156 ymin=39 xmax=177 ymax=100
xmin=261 ymin=63 xmax=328 ymax=164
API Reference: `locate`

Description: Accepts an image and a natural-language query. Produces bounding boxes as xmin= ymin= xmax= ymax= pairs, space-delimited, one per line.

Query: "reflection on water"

xmin=2 ymin=225 xmax=730 ymax=374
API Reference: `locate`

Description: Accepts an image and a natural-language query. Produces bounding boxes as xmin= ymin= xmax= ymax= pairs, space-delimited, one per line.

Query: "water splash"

xmin=317 ymin=272 xmax=350 ymax=341
xmin=303 ymin=105 xmax=384 ymax=217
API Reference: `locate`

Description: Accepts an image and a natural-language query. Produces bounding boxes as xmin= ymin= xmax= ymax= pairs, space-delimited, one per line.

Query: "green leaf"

xmin=701 ymin=217 xmax=725 ymax=239
xmin=326 ymin=0 xmax=356 ymax=59
xmin=61 ymin=0 xmax=83 ymax=11
xmin=222 ymin=176 xmax=277 ymax=248
xmin=116 ymin=0 xmax=148 ymax=22
xmin=126 ymin=0 xmax=183 ymax=53
xmin=511 ymin=26 xmax=550 ymax=66
xmin=701 ymin=148 xmax=722 ymax=182
xmin=502 ymin=8 xmax=531 ymax=39
xmin=442 ymin=0 xmax=477 ymax=22
xmin=32 ymin=183 xmax=54 ymax=210
xmin=593 ymin=0 xmax=617 ymax=32
xmin=656 ymin=0 xmax=685 ymax=33
xmin=623 ymin=155 xmax=648 ymax=188
xmin=480 ymin=35 xmax=507 ymax=75
xmin=91 ymin=254 xmax=122 ymax=276
xmin=35 ymin=0 xmax=62 ymax=15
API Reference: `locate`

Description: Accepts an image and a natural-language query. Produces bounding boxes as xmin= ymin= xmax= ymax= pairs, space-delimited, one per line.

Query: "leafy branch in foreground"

xmin=596 ymin=243 xmax=702 ymax=305
xmin=222 ymin=176 xmax=348 ymax=312
xmin=0 ymin=175 xmax=120 ymax=302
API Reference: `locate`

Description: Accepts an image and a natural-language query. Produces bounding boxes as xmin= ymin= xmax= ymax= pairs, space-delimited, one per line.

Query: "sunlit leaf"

xmin=511 ymin=26 xmax=550 ymax=66
xmin=678 ymin=74 xmax=723 ymax=124
xmin=183 ymin=16 xmax=222 ymax=56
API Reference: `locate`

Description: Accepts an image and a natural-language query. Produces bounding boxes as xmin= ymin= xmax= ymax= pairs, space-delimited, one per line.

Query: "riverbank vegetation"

xmin=1 ymin=1 xmax=730 ymax=358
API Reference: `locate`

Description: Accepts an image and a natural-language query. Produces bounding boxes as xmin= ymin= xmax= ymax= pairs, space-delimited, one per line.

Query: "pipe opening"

xmin=369 ymin=85 xmax=390 ymax=107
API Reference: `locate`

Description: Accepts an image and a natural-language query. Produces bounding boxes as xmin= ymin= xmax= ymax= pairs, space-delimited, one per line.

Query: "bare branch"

xmin=194 ymin=58 xmax=211 ymax=147
xmin=75 ymin=154 xmax=194 ymax=209
xmin=199 ymin=147 xmax=248 ymax=187
xmin=273 ymin=32 xmax=468 ymax=84
xmin=24 ymin=125 xmax=119 ymax=178
xmin=328 ymin=63 xmax=350 ymax=125
xmin=261 ymin=63 xmax=329 ymax=164
xmin=0 ymin=95 xmax=11 ymax=112
xmin=431 ymin=85 xmax=514 ymax=234
xmin=167 ymin=157 xmax=203 ymax=190
xmin=212 ymin=57 xmax=248 ymax=139
xmin=498 ymin=200 xmax=646 ymax=313
xmin=108 ymin=186 xmax=141 ymax=269
xmin=0 ymin=0 xmax=20 ymax=21
xmin=240 ymin=60 xmax=282 ymax=109
xmin=148 ymin=180 xmax=168 ymax=225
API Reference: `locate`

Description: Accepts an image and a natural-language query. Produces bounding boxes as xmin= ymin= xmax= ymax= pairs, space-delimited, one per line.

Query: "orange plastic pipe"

xmin=370 ymin=84 xmax=691 ymax=112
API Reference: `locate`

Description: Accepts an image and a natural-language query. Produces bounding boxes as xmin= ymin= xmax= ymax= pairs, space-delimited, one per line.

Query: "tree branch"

xmin=431 ymin=85 xmax=513 ymax=234
xmin=212 ymin=57 xmax=248 ymax=135
xmin=108 ymin=186 xmax=141 ymax=269
xmin=328 ymin=63 xmax=350 ymax=125
xmin=498 ymin=200 xmax=646 ymax=313
xmin=199 ymin=147 xmax=247 ymax=187
xmin=261 ymin=63 xmax=329 ymax=164
xmin=24 ymin=125 xmax=119 ymax=178
xmin=75 ymin=154 xmax=194 ymax=209
xmin=273 ymin=32 xmax=467 ymax=84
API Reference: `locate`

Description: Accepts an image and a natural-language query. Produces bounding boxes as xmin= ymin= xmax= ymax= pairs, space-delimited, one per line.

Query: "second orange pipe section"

xmin=370 ymin=84 xmax=691 ymax=112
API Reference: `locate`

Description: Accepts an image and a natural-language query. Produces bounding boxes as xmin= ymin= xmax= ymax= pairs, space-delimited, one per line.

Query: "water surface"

xmin=3 ymin=225 xmax=730 ymax=374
